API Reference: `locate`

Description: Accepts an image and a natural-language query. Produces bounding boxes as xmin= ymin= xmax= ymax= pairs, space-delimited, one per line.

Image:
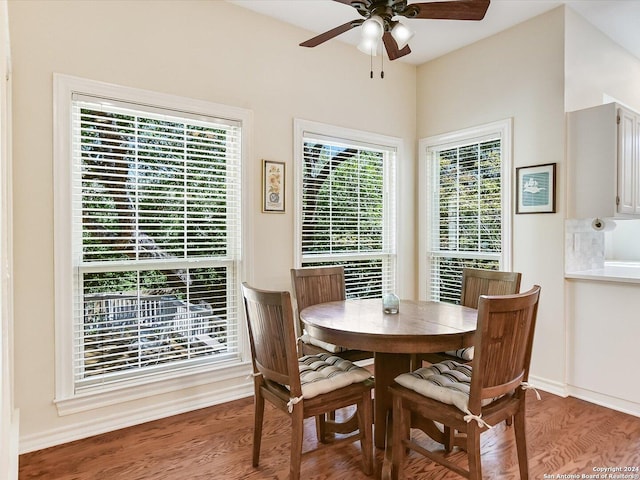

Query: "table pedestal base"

xmin=374 ymin=352 xmax=412 ymax=449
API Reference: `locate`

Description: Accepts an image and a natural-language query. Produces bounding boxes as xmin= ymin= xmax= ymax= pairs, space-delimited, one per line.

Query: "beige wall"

xmin=416 ymin=8 xmax=567 ymax=390
xmin=565 ymin=7 xmax=640 ymax=113
xmin=8 ymin=0 xmax=416 ymax=451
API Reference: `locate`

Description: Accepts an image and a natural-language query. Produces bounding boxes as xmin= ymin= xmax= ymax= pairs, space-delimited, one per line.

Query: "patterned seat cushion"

xmin=395 ymin=360 xmax=472 ymax=412
xmin=297 ymin=353 xmax=372 ymax=399
xmin=300 ymin=331 xmax=347 ymax=353
xmin=445 ymin=347 xmax=474 ymax=361
xmin=395 ymin=360 xmax=497 ymax=414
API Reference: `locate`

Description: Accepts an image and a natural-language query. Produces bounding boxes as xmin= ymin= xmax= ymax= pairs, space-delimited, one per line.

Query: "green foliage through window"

xmin=300 ymin=135 xmax=396 ymax=298
xmin=429 ymin=138 xmax=502 ymax=304
xmin=74 ymin=99 xmax=241 ymax=388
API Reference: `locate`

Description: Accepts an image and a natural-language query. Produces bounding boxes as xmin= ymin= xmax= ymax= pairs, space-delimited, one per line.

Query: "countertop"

xmin=565 ymin=262 xmax=640 ymax=283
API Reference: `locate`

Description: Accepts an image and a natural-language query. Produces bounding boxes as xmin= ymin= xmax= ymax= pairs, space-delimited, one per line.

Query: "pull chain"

xmin=370 ymin=48 xmax=374 ymax=79
xmin=368 ymin=44 xmax=385 ymax=79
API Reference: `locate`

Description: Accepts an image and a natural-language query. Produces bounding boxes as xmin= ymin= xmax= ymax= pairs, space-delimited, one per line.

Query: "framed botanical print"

xmin=262 ymin=160 xmax=285 ymax=213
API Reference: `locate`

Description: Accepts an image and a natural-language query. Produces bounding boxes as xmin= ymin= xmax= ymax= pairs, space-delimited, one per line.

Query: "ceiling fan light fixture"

xmin=361 ymin=15 xmax=384 ymax=40
xmin=390 ymin=22 xmax=414 ymax=49
xmin=357 ymin=36 xmax=379 ymax=56
xmin=299 ymin=0 xmax=491 ymax=64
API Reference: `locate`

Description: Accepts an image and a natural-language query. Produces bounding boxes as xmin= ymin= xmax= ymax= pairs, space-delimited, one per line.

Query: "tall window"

xmin=54 ymin=75 xmax=249 ymax=407
xmin=419 ymin=120 xmax=512 ymax=303
xmin=294 ymin=120 xmax=398 ymax=298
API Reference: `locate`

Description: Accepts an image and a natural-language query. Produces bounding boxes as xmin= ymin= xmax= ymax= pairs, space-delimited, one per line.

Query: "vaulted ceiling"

xmin=227 ymin=0 xmax=640 ymax=65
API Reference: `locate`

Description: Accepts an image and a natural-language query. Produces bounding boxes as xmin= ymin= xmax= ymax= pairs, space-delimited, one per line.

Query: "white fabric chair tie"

xmin=287 ymin=395 xmax=304 ymax=413
xmin=521 ymin=382 xmax=541 ymax=400
xmin=246 ymin=372 xmax=262 ymax=380
xmin=463 ymin=410 xmax=493 ymax=429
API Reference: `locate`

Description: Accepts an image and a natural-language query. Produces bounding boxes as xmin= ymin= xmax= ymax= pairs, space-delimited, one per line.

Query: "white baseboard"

xmin=529 ymin=374 xmax=569 ymax=398
xmin=528 ymin=375 xmax=640 ymax=418
xmin=20 ymin=383 xmax=253 ymax=454
xmin=567 ymin=385 xmax=640 ymax=418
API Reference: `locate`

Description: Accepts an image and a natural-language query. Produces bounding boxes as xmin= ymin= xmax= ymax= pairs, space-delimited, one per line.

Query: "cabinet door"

xmin=567 ymin=103 xmax=618 ymax=218
xmin=617 ymin=108 xmax=636 ymax=215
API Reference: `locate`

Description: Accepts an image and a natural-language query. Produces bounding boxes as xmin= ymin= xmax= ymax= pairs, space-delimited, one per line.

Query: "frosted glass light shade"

xmin=391 ymin=22 xmax=414 ymax=49
xmin=361 ymin=15 xmax=384 ymax=40
xmin=357 ymin=37 xmax=379 ymax=56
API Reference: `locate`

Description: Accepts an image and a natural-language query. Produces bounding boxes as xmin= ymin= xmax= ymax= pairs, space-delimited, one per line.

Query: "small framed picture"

xmin=516 ymin=163 xmax=556 ymax=214
xmin=262 ymin=160 xmax=285 ymax=213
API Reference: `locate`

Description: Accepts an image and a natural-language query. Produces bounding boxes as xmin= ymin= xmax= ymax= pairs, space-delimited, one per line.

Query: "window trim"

xmin=53 ymin=74 xmax=254 ymax=415
xmin=418 ymin=119 xmax=513 ymax=301
xmin=293 ymin=118 xmax=401 ymax=292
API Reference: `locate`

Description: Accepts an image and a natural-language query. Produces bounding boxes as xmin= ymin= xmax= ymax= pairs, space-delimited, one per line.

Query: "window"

xmin=294 ymin=119 xmax=398 ymax=297
xmin=419 ymin=120 xmax=512 ymax=303
xmin=54 ymin=75 xmax=251 ymax=410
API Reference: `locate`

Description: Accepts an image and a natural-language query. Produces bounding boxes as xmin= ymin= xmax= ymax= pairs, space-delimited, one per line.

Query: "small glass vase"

xmin=382 ymin=293 xmax=400 ymax=314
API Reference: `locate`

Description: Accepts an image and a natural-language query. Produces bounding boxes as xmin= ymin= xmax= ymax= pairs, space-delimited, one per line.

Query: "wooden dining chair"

xmin=241 ymin=283 xmax=374 ymax=480
xmin=417 ymin=268 xmax=522 ymax=366
xmin=290 ymin=266 xmax=373 ymax=362
xmin=389 ymin=285 xmax=541 ymax=480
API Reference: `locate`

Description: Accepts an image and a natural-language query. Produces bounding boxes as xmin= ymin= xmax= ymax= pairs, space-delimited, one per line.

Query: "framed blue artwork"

xmin=516 ymin=163 xmax=556 ymax=214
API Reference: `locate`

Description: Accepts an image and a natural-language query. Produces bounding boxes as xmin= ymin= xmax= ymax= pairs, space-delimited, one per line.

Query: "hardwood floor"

xmin=19 ymin=392 xmax=640 ymax=479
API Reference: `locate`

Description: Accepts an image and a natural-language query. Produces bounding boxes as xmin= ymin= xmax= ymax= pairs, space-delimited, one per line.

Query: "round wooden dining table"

xmin=300 ymin=298 xmax=477 ymax=449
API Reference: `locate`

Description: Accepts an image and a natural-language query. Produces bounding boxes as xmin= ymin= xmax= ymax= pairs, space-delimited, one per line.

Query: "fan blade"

xmin=382 ymin=32 xmax=412 ymax=61
xmin=300 ymin=20 xmax=363 ymax=47
xmin=332 ymin=0 xmax=355 ymax=4
xmin=409 ymin=0 xmax=490 ymax=21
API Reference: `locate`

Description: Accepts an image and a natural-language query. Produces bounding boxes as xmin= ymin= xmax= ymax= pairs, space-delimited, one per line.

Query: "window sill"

xmin=55 ymin=360 xmax=251 ymax=416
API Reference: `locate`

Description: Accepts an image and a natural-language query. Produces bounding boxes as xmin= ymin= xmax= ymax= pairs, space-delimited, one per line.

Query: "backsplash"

xmin=565 ymin=218 xmax=605 ymax=272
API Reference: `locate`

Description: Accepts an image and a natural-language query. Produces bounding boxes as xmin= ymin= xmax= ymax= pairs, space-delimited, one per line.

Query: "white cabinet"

xmin=567 ymin=103 xmax=640 ymax=218
xmin=617 ymin=107 xmax=640 ymax=215
xmin=568 ymin=280 xmax=640 ymax=415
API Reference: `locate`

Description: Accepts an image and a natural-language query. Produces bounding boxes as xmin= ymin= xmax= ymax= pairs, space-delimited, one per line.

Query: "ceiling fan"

xmin=300 ymin=0 xmax=491 ymax=61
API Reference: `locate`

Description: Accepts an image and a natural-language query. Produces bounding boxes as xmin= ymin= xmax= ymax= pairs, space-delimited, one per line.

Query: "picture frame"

xmin=262 ymin=160 xmax=285 ymax=213
xmin=516 ymin=163 xmax=556 ymax=214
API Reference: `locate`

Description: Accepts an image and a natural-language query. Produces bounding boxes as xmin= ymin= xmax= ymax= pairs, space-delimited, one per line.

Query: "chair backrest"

xmin=241 ymin=283 xmax=302 ymax=397
xmin=468 ymin=285 xmax=541 ymax=413
xmin=460 ymin=268 xmax=522 ymax=309
xmin=290 ymin=266 xmax=346 ymax=333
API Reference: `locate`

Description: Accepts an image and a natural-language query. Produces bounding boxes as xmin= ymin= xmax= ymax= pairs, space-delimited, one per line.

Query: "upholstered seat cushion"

xmin=395 ymin=360 xmax=498 ymax=415
xmin=297 ymin=353 xmax=372 ymax=399
xmin=395 ymin=360 xmax=473 ymax=412
xmin=445 ymin=346 xmax=474 ymax=361
xmin=300 ymin=331 xmax=347 ymax=353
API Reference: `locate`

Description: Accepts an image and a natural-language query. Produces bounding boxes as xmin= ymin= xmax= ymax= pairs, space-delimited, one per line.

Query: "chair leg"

xmin=357 ymin=391 xmax=374 ymax=475
xmin=315 ymin=414 xmax=327 ymax=443
xmin=317 ymin=406 xmax=348 ymax=442
xmin=390 ymin=395 xmax=410 ymax=480
xmin=290 ymin=405 xmax=305 ymax=480
xmin=514 ymin=408 xmax=529 ymax=480
xmin=252 ymin=391 xmax=265 ymax=467
xmin=466 ymin=424 xmax=482 ymax=480
xmin=443 ymin=425 xmax=454 ymax=453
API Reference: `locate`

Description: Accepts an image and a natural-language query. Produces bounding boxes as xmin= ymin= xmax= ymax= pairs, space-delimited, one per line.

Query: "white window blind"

xmin=71 ymin=95 xmax=242 ymax=393
xmin=425 ymin=130 xmax=508 ymax=304
xmin=298 ymin=130 xmax=397 ymax=298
